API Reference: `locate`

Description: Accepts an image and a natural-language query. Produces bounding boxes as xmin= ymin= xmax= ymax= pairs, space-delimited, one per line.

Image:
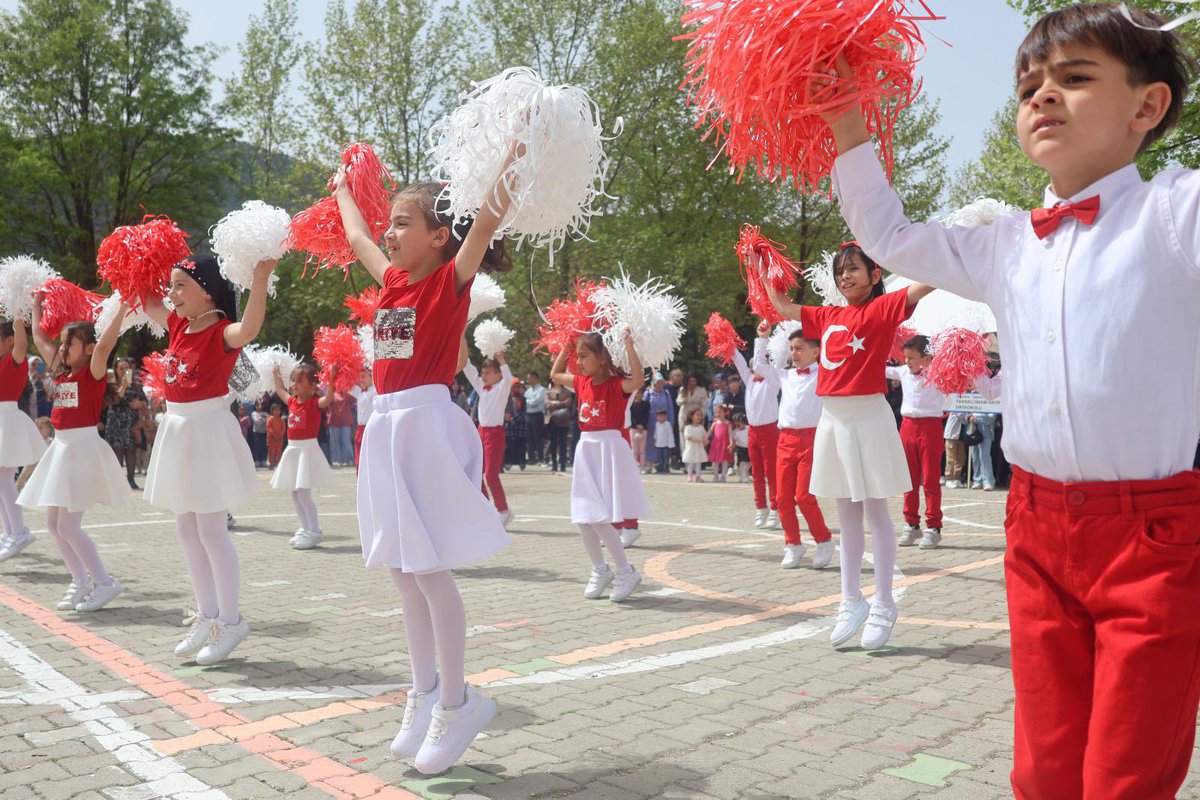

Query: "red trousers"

xmin=479 ymin=426 xmax=508 ymax=512
xmin=900 ymin=416 xmax=943 ymax=529
xmin=775 ymin=428 xmax=831 ymax=546
xmin=1006 ymin=466 xmax=1200 ymax=800
xmin=749 ymin=424 xmax=778 ymax=510
xmin=354 ymin=424 xmax=365 ymax=472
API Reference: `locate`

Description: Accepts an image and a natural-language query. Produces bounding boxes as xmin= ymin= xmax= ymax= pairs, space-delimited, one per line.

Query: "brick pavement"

xmin=0 ymin=465 xmax=1198 ymax=799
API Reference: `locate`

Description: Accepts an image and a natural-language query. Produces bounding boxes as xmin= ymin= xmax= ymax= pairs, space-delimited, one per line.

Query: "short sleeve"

xmin=876 ymin=288 xmax=913 ymax=326
xmin=383 ymin=267 xmax=407 ymax=290
xmin=572 ymin=374 xmax=585 ymax=395
xmin=800 ymin=305 xmax=830 ymax=340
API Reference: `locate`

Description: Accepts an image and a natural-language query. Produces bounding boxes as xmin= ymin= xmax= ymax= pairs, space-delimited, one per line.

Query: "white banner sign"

xmin=944 ymin=391 xmax=1002 ymax=415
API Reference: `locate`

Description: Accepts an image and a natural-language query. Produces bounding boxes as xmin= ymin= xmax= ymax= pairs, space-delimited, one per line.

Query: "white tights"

xmin=0 ymin=467 xmax=25 ymax=537
xmin=836 ymin=498 xmax=896 ymax=605
xmin=578 ymin=522 xmax=630 ymax=572
xmin=390 ymin=569 xmax=467 ymax=708
xmin=46 ymin=506 xmax=111 ymax=587
xmin=686 ymin=463 xmax=701 ymax=478
xmin=290 ymin=489 xmax=320 ymax=531
xmin=175 ymin=511 xmax=241 ymax=625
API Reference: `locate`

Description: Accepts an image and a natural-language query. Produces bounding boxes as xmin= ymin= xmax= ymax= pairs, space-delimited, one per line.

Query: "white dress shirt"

xmin=732 ymin=340 xmax=780 ymax=426
xmin=350 ymin=385 xmax=377 ymax=426
xmin=974 ymin=371 xmax=1002 ymax=402
xmin=753 ymin=347 xmax=822 ymax=430
xmin=885 ymin=366 xmax=944 ymax=419
xmin=463 ymin=362 xmax=512 ymax=428
xmin=834 ymin=143 xmax=1200 ymax=482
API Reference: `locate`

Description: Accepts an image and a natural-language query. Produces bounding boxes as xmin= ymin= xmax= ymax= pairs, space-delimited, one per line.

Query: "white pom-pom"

xmin=358 ymin=325 xmax=375 ymax=367
xmin=0 ymin=256 xmax=59 ymax=323
xmin=95 ymin=292 xmax=166 ymax=337
xmin=429 ymin=66 xmax=618 ymax=253
xmin=768 ymin=321 xmax=802 ymax=369
xmin=468 ymin=272 xmax=507 ymax=322
xmin=592 ymin=272 xmax=686 ymax=372
xmin=244 ymin=343 xmax=301 ymax=400
xmin=473 ymin=318 xmax=515 ymax=358
xmin=802 ymin=251 xmax=847 ymax=307
xmin=210 ymin=200 xmax=291 ymax=294
xmin=938 ymin=197 xmax=1016 ymax=228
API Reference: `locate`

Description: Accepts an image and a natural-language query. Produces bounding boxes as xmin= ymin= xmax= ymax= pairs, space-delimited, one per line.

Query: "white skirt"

xmin=144 ymin=396 xmax=259 ymax=514
xmin=571 ymin=430 xmax=651 ymax=525
xmin=17 ymin=426 xmax=129 ymax=512
xmin=0 ymin=402 xmax=46 ymax=468
xmin=811 ymin=394 xmax=912 ymax=501
xmin=358 ymin=384 xmax=509 ymax=574
xmin=270 ymin=438 xmax=336 ymax=491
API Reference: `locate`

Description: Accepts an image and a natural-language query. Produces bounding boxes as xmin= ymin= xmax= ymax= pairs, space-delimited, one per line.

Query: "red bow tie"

xmin=752 ymin=376 xmax=765 ymax=383
xmin=1030 ymin=196 xmax=1100 ymax=240
xmin=482 ymin=385 xmax=493 ymax=392
xmin=795 ymin=367 xmax=812 ymax=376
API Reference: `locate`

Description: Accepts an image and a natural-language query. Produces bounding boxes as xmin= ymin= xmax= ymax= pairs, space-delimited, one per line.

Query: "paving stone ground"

xmin=1 ymin=465 xmax=1198 ymax=799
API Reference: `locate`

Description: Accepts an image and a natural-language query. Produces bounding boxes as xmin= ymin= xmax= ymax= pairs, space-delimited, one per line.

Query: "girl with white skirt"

xmin=0 ymin=319 xmax=47 ymax=562
xmin=270 ymin=364 xmax=337 ymax=550
xmin=766 ymin=242 xmax=934 ymax=651
xmin=141 ymin=255 xmax=276 ymax=666
xmin=550 ymin=332 xmax=649 ymax=604
xmin=21 ymin=298 xmax=130 ymax=613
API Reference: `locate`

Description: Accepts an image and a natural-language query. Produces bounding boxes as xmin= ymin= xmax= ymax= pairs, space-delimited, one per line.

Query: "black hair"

xmin=178 ymin=255 xmax=239 ymax=321
xmin=832 ymin=244 xmax=886 ymax=299
xmin=1017 ymin=3 xmax=1194 ymax=152
xmin=0 ymin=319 xmax=12 ymax=338
xmin=394 ymin=182 xmax=512 ymax=273
xmin=576 ymin=332 xmax=629 ymax=378
xmin=902 ymin=334 xmax=931 ymax=355
xmin=732 ymin=411 xmax=748 ymax=424
xmin=528 ymin=370 xmax=540 ymax=379
xmin=57 ymin=321 xmax=119 ymax=405
xmin=292 ymin=363 xmax=319 ymax=384
xmin=481 ymin=358 xmax=500 ymax=372
xmin=787 ymin=329 xmax=820 ymax=347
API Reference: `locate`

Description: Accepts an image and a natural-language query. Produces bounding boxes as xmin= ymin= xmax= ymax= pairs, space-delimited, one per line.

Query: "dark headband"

xmin=180 ymin=256 xmax=238 ymax=321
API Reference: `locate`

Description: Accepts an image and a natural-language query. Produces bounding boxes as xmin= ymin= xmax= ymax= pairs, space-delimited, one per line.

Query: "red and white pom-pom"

xmin=290 ymin=143 xmax=395 ymax=274
xmin=37 ymin=279 xmax=102 ymax=339
xmin=802 ymin=250 xmax=849 ymax=307
xmin=313 ymin=324 xmax=366 ymax=394
xmin=344 ymin=286 xmax=382 ymax=326
xmin=767 ymin=321 xmax=802 ymax=369
xmin=0 ymin=256 xmax=59 ymax=323
xmin=736 ymin=224 xmax=800 ymax=324
xmin=679 ymin=0 xmax=932 ymax=193
xmin=245 ymin=344 xmax=301 ymax=399
xmin=95 ymin=292 xmax=165 ymax=337
xmin=890 ymin=324 xmax=918 ymax=363
xmin=926 ymin=327 xmax=989 ymax=395
xmin=468 ymin=272 xmax=506 ymax=322
xmin=938 ymin=197 xmax=1016 ymax=228
xmin=210 ymin=200 xmax=291 ymax=294
xmin=533 ymin=279 xmax=604 ymax=368
xmin=592 ymin=272 xmax=687 ymax=371
xmin=96 ymin=215 xmax=191 ymax=311
xmin=139 ymin=351 xmax=168 ymax=401
xmin=473 ymin=318 xmax=515 ymax=358
xmin=704 ymin=312 xmax=745 ymax=366
xmin=357 ymin=325 xmax=375 ymax=367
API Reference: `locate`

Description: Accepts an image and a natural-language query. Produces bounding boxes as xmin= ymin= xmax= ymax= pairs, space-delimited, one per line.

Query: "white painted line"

xmin=304 ymin=593 xmax=347 ymax=601
xmin=207 ymin=684 xmax=404 ymax=705
xmin=942 ymin=515 xmax=1003 ymax=531
xmin=249 ymin=580 xmax=290 ymax=588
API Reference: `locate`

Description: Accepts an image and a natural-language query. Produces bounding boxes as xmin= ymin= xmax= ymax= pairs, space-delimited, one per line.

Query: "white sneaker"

xmin=766 ymin=510 xmax=779 ymax=529
xmin=584 ymin=566 xmax=613 ymax=599
xmin=391 ymin=679 xmax=438 ymax=759
xmin=292 ymin=529 xmax=325 ymax=550
xmin=57 ymin=581 xmax=91 ymax=611
xmin=499 ymin=509 xmax=515 ymax=528
xmin=945 ymin=480 xmax=962 ymax=489
xmin=811 ymin=540 xmax=835 ymax=570
xmin=75 ymin=580 xmax=124 ymax=612
xmin=939 ymin=476 xmax=946 ymax=486
xmin=0 ymin=528 xmax=34 ymax=561
xmin=610 ymin=567 xmax=642 ymax=602
xmin=413 ymin=687 xmax=496 ymax=775
xmin=830 ymin=594 xmax=870 ymax=647
xmin=175 ymin=611 xmax=217 ymax=657
xmin=289 ymin=528 xmax=304 ymax=546
xmin=919 ymin=528 xmax=943 ymax=550
xmin=754 ymin=508 xmax=768 ymax=529
xmin=983 ymin=483 xmax=995 ymax=492
xmin=861 ymin=600 xmax=898 ymax=650
xmin=780 ymin=543 xmax=806 ymax=569
xmin=898 ymin=525 xmax=922 ymax=547
xmin=619 ymin=527 xmax=641 ymax=547
xmin=195 ymin=618 xmax=250 ymax=665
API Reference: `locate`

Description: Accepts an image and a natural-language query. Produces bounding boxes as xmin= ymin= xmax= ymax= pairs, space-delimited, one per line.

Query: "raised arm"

xmin=28 ymin=292 xmax=60 ymax=371
xmin=90 ymin=300 xmax=126 ymax=380
xmin=224 ymin=259 xmax=278 ymax=350
xmin=333 ymin=169 xmax=390 ymax=285
xmin=461 ymin=359 xmax=483 ymax=393
xmin=12 ymin=319 xmax=28 ymax=364
xmin=454 ymin=144 xmax=521 ymax=292
xmin=904 ymin=283 xmax=936 ymax=310
xmin=272 ymin=366 xmax=292 ymax=404
xmin=549 ymin=347 xmax=573 ymax=389
xmin=317 ymin=367 xmax=339 ymax=409
xmin=620 ymin=334 xmax=644 ymax=395
xmin=143 ymin=295 xmax=170 ymax=330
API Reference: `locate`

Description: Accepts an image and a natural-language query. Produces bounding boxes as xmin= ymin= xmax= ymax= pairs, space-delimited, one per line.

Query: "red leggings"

xmin=354 ymin=424 xmax=365 ymax=473
xmin=749 ymin=424 xmax=778 ymax=510
xmin=774 ymin=428 xmax=831 ymax=546
xmin=900 ymin=416 xmax=943 ymax=529
xmin=479 ymin=426 xmax=508 ymax=512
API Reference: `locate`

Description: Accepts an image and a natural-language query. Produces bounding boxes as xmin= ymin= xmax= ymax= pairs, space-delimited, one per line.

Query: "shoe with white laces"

xmin=919 ymin=528 xmax=943 ymax=550
xmin=391 ymin=678 xmax=438 ymax=759
xmin=811 ymin=540 xmax=835 ymax=570
xmin=292 ymin=529 xmax=325 ymax=550
xmin=175 ymin=611 xmax=217 ymax=657
xmin=766 ymin=510 xmax=779 ymax=529
xmin=754 ymin=508 xmax=768 ymax=528
xmin=57 ymin=581 xmax=91 ymax=611
xmin=584 ymin=566 xmax=614 ymax=599
xmin=861 ymin=600 xmax=898 ymax=650
xmin=830 ymin=594 xmax=871 ymax=647
xmin=780 ymin=543 xmax=806 ymax=569
xmin=945 ymin=480 xmax=962 ymax=489
xmin=0 ymin=528 xmax=34 ymax=561
xmin=610 ymin=567 xmax=642 ymax=602
xmin=619 ymin=526 xmax=641 ymax=548
xmin=195 ymin=617 xmax=250 ymax=665
xmin=898 ymin=525 xmax=922 ymax=547
xmin=75 ymin=580 xmax=124 ymax=612
xmin=499 ymin=509 xmax=515 ymax=528
xmin=413 ymin=686 xmax=496 ymax=775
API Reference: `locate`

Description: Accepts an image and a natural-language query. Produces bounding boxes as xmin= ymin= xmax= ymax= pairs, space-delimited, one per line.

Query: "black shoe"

xmin=128 ymin=477 xmax=139 ymax=490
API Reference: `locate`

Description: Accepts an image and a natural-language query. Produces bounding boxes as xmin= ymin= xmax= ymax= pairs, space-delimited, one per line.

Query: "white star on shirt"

xmin=848 ymin=335 xmax=866 ymax=353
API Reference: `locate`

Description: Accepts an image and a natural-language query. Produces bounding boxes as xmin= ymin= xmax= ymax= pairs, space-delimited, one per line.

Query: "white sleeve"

xmin=885 ymin=366 xmax=904 ymax=382
xmin=974 ymin=371 xmax=1002 ymax=401
xmin=732 ymin=350 xmax=752 ymax=385
xmin=1165 ymin=169 xmax=1200 ymax=273
xmin=462 ymin=362 xmax=483 ymax=393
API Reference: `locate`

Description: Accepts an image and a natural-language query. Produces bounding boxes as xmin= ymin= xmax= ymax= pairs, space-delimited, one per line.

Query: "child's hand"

xmin=813 ymin=55 xmax=870 ymax=150
xmin=254 ymin=258 xmax=278 ymax=276
xmin=331 ymin=166 xmax=348 ymax=194
xmin=329 ymin=364 xmax=339 ymax=377
xmin=273 ymin=366 xmax=282 ymax=378
xmin=756 ymin=320 xmax=770 ymax=337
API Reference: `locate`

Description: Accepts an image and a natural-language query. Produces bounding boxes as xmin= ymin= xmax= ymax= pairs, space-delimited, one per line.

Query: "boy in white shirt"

xmin=885 ymin=335 xmax=945 ymax=549
xmin=462 ymin=350 xmax=514 ymax=527
xmin=349 ymin=367 xmax=376 ymax=472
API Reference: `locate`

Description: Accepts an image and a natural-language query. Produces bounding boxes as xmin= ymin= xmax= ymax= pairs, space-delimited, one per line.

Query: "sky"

xmin=0 ymin=1 xmax=1032 ymax=173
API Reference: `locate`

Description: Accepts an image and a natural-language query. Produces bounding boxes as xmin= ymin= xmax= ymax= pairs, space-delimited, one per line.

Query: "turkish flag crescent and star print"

xmin=799 ymin=288 xmax=914 ymax=398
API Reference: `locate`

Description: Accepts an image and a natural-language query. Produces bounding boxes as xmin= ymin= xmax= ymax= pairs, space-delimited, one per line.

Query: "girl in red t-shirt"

xmin=141 ymin=255 xmax=277 ymax=667
xmin=549 ymin=332 xmax=649 ymax=604
xmin=20 ymin=293 xmax=131 ymax=614
xmin=766 ymin=243 xmax=934 ymax=652
xmin=333 ymin=160 xmax=514 ymax=775
xmin=270 ymin=364 xmax=337 ymax=550
xmin=0 ymin=318 xmax=47 ymax=562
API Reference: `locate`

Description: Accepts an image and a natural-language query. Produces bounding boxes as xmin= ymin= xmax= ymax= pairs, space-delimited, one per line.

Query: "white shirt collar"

xmin=1042 ymin=162 xmax=1142 ymax=208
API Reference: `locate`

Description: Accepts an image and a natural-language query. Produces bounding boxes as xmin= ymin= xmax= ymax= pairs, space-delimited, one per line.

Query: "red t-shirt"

xmin=573 ymin=374 xmax=630 ymax=432
xmin=51 ymin=367 xmax=105 ymax=429
xmin=164 ymin=312 xmax=241 ymax=403
xmin=287 ymin=396 xmax=320 ymax=441
xmin=373 ymin=259 xmax=472 ymax=394
xmin=0 ymin=354 xmax=28 ymax=402
xmin=800 ymin=288 xmax=913 ymax=397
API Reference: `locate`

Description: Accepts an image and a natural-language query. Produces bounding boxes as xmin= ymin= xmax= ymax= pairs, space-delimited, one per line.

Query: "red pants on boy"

xmin=1005 ymin=466 xmax=1200 ymax=800
xmin=748 ymin=424 xmax=778 ymax=511
xmin=479 ymin=425 xmax=508 ymax=512
xmin=900 ymin=416 xmax=943 ymax=529
xmin=775 ymin=428 xmax=830 ymax=546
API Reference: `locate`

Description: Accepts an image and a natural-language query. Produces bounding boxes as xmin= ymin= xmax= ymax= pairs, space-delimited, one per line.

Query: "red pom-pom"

xmin=344 ymin=286 xmax=382 ymax=326
xmin=313 ymin=324 xmax=366 ymax=394
xmin=890 ymin=324 xmax=918 ymax=364
xmin=704 ymin=312 xmax=745 ymax=366
xmin=679 ymin=0 xmax=932 ymax=194
xmin=290 ymin=143 xmax=396 ymax=274
xmin=139 ymin=351 xmax=168 ymax=400
xmin=926 ymin=327 xmax=989 ymax=395
xmin=37 ymin=279 xmax=102 ymax=339
xmin=534 ymin=279 xmax=603 ymax=369
xmin=96 ymin=215 xmax=191 ymax=311
xmin=736 ymin=225 xmax=800 ymax=324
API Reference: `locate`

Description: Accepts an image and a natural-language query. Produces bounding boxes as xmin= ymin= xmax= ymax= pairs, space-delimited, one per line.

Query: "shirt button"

xmin=1050 ymin=403 xmax=1061 ymax=416
xmin=1046 ymin=330 xmax=1057 ymax=343
xmin=1068 ymin=490 xmax=1086 ymax=507
xmin=1054 ymin=260 xmax=1064 ymax=271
